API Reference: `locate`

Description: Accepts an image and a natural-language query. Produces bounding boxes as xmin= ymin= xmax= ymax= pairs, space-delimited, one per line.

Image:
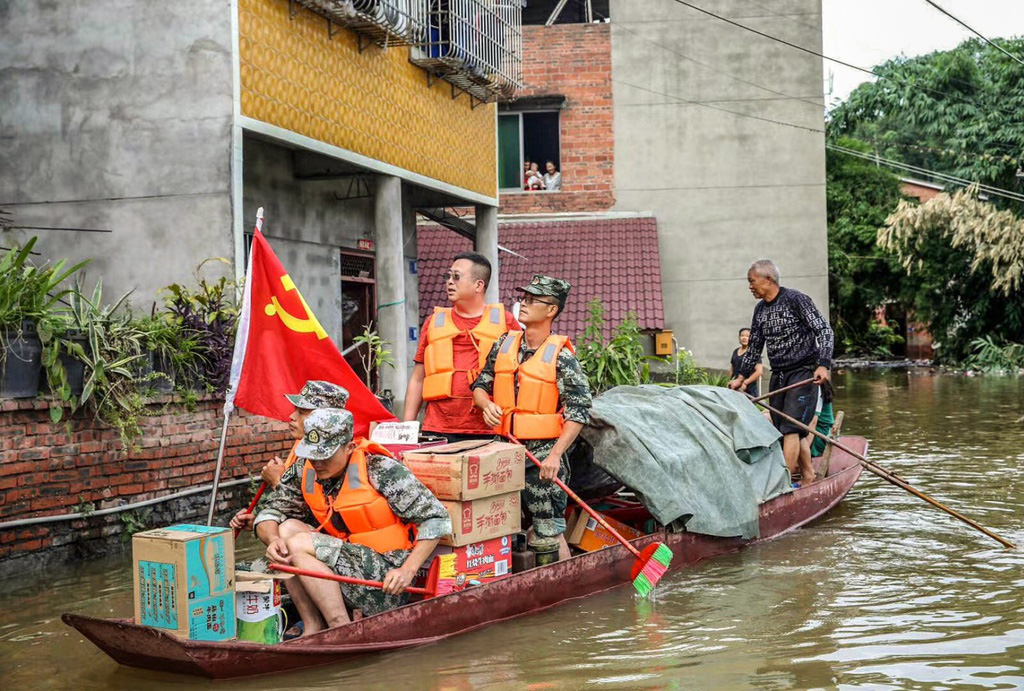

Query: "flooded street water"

xmin=2 ymin=370 xmax=1023 ymax=689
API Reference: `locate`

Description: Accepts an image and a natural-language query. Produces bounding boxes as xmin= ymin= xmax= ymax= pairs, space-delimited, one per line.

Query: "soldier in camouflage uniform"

xmin=472 ymin=275 xmax=592 ymax=561
xmin=254 ymin=408 xmax=452 ymax=632
xmin=230 ymin=380 xmax=349 ymax=534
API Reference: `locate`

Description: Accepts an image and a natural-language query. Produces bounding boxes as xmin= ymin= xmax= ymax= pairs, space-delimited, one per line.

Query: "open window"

xmin=498 ymin=109 xmax=561 ymax=192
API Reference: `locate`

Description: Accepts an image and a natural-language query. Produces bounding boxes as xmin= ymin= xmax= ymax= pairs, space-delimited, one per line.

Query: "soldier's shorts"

xmin=523 ymin=463 xmax=570 ymax=538
xmin=310 ymin=533 xmax=411 ymax=616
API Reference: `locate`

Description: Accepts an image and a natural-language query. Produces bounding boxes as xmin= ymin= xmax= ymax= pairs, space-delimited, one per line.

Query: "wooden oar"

xmin=268 ymin=563 xmax=434 ymax=596
xmin=233 ymin=481 xmax=268 ymax=538
xmin=748 ymin=393 xmax=1017 ymax=549
xmin=504 ymin=432 xmax=672 ymax=596
xmin=747 ymin=377 xmax=815 ymax=404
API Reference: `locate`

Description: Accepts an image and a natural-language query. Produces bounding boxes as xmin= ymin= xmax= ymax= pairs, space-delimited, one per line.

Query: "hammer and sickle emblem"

xmin=264 ymin=274 xmax=328 ymax=340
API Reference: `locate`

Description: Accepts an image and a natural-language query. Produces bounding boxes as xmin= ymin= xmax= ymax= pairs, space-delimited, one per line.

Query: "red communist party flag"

xmin=225 ymin=208 xmax=395 ymax=436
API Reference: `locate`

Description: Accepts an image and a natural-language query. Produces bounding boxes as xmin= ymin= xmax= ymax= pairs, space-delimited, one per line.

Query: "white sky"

xmin=822 ymin=0 xmax=1024 ymax=106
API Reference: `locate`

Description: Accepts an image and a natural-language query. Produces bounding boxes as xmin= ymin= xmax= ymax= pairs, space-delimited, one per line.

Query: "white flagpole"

xmin=207 ymin=208 xmax=262 ymax=525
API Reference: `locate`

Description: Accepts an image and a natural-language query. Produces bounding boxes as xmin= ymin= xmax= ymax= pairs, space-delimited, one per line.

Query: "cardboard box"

xmin=413 ymin=535 xmax=514 ymax=594
xmin=567 ymin=511 xmax=644 ymax=552
xmin=440 ymin=491 xmax=521 ymax=546
xmin=370 ymin=422 xmax=449 ymax=459
xmin=404 ymin=440 xmax=525 ymax=501
xmin=133 ymin=524 xmax=236 ymax=641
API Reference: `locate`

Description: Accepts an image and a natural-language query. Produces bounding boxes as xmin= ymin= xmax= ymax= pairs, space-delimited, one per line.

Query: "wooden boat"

xmin=62 ymin=436 xmax=867 ymax=680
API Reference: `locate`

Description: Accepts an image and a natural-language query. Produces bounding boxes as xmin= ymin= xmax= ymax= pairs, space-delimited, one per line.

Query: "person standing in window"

xmin=543 ymin=161 xmax=562 ymax=192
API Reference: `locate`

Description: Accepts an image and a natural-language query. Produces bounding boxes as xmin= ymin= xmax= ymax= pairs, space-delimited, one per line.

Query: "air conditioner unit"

xmin=298 ymin=0 xmax=426 ymax=46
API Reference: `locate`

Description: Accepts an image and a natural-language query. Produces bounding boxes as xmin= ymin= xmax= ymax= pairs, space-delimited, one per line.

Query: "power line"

xmin=608 ymin=16 xmax=826 ymax=110
xmin=612 ymin=77 xmax=826 ymax=134
xmin=921 ymin=0 xmax=1024 ymax=68
xmin=617 ymin=76 xmax=1024 ymax=200
xmin=597 ymin=4 xmax=1023 ymax=186
xmin=745 ymin=0 xmax=822 ymax=34
xmin=601 ymin=7 xmax=1021 ymax=163
xmin=667 ymin=0 xmax=1020 ymax=119
xmin=828 ymin=144 xmax=1024 ymax=204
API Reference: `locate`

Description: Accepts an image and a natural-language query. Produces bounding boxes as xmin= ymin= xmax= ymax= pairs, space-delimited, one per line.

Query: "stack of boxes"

xmin=403 ymin=440 xmax=526 ymax=594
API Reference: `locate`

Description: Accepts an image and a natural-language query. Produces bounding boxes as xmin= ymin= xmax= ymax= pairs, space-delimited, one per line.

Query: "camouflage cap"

xmin=295 ymin=408 xmax=354 ymax=461
xmin=285 ymin=380 xmax=350 ymax=410
xmin=518 ymin=274 xmax=571 ymax=306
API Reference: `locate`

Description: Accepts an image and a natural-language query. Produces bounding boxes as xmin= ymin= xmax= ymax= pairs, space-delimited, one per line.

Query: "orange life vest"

xmin=299 ymin=440 xmax=415 ymax=553
xmin=282 ymin=442 xmax=300 ymax=472
xmin=422 ymin=304 xmax=509 ymax=401
xmin=493 ymin=331 xmax=572 ymax=440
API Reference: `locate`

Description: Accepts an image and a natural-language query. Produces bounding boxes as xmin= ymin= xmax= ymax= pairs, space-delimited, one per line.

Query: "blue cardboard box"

xmin=133 ymin=524 xmax=235 ymax=641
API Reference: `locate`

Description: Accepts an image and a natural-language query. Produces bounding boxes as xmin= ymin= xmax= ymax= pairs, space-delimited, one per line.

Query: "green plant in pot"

xmin=159 ymin=259 xmax=239 ymax=394
xmin=136 ymin=312 xmax=185 ymax=395
xmin=38 ymin=312 xmax=89 ymax=422
xmin=353 ymin=323 xmax=396 ymax=411
xmin=0 ymin=238 xmax=88 ymax=398
xmin=44 ymin=278 xmax=148 ymax=444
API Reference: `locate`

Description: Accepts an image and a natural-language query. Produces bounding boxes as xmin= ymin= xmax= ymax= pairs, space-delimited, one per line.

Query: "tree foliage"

xmin=826 ymin=38 xmax=1024 ymax=362
xmin=879 ymin=186 xmax=1024 ymax=361
xmin=825 ymin=138 xmax=906 ymax=356
xmin=829 ymin=37 xmax=1024 ymax=214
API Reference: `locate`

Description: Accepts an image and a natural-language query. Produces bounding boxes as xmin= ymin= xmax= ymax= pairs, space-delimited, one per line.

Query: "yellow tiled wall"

xmin=238 ymin=0 xmax=497 ymax=198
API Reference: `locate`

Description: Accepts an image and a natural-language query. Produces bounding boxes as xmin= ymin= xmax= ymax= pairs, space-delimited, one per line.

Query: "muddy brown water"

xmin=2 ymin=370 xmax=1023 ymax=689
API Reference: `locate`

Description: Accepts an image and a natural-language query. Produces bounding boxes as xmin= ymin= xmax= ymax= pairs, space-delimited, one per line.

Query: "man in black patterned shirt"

xmin=728 ymin=259 xmax=833 ymax=485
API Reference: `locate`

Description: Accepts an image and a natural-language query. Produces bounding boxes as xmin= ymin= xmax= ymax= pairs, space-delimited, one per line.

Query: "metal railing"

xmin=410 ymin=0 xmax=524 ymax=102
xmin=289 ymin=0 xmax=523 ymax=102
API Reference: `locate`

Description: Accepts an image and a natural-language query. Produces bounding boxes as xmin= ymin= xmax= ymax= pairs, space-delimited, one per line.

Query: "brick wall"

xmin=499 ymin=22 xmax=614 ymax=215
xmin=0 ymin=396 xmax=291 ymax=576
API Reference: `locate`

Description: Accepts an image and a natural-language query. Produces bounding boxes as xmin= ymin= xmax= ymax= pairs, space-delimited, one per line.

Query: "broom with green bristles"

xmin=506 ymin=433 xmax=673 ymax=596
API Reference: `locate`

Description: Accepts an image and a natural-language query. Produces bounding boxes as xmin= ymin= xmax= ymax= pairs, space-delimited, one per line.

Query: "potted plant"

xmin=159 ymin=259 xmax=238 ymax=394
xmin=353 ymin=323 xmax=396 ymax=412
xmin=41 ymin=278 xmax=148 ymax=439
xmin=0 ymin=238 xmax=88 ymax=398
xmin=136 ymin=313 xmax=182 ymax=395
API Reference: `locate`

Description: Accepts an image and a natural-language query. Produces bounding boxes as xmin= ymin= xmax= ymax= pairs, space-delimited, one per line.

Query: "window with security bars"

xmin=410 ymin=0 xmax=524 ymax=102
xmin=340 ymin=253 xmax=376 ymax=279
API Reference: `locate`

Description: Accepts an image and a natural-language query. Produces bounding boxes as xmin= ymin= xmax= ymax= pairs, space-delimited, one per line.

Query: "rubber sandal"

xmin=283 ymin=621 xmax=304 ymax=641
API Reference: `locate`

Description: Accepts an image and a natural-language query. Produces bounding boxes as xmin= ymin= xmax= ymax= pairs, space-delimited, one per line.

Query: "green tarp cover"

xmin=580 ymin=385 xmax=792 ymax=539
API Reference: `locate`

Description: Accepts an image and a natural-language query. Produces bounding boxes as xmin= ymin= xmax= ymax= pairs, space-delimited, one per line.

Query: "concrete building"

xmin=1 ymin=0 xmax=521 ymax=403
xmin=429 ymin=0 xmax=828 ymax=368
xmin=611 ymin=0 xmax=829 ymax=368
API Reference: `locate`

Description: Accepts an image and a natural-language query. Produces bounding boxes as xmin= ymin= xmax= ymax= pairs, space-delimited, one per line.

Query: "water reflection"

xmin=1 ymin=371 xmax=1022 ymax=689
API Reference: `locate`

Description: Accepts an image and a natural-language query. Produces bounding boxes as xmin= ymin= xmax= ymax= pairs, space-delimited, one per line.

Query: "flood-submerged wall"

xmin=0 ymin=396 xmax=290 ymax=578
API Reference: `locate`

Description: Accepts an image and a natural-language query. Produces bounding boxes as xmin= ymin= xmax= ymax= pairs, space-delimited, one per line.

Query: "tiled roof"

xmin=417 ymin=217 xmax=665 ymax=338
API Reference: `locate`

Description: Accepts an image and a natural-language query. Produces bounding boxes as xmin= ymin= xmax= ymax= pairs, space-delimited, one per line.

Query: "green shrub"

xmin=963 ymin=336 xmax=1024 ymax=372
xmin=576 ymin=300 xmax=726 ymax=393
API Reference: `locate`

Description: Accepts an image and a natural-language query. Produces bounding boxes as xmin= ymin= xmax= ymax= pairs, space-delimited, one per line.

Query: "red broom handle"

xmin=268 ymin=563 xmax=432 ymax=595
xmin=506 ymin=433 xmax=642 ymax=559
xmin=233 ymin=481 xmax=268 ymax=538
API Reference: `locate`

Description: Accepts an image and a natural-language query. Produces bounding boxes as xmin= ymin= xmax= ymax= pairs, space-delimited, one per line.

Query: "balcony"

xmin=289 ymin=0 xmax=523 ymax=103
xmin=410 ymin=0 xmax=524 ymax=103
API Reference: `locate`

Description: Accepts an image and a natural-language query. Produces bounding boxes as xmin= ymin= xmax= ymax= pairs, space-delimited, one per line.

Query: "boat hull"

xmin=63 ymin=437 xmax=867 ymax=679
